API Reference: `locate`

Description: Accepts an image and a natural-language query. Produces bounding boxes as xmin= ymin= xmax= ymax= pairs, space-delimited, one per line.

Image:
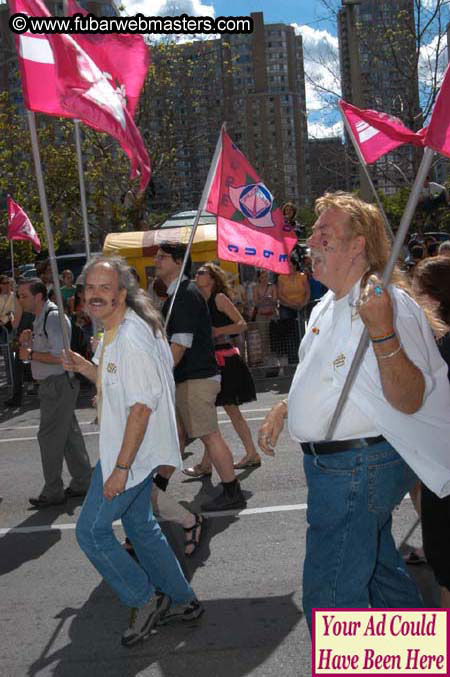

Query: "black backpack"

xmin=43 ymin=309 xmax=88 ymax=356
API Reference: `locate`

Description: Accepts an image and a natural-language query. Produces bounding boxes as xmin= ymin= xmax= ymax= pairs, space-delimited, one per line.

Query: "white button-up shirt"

xmin=93 ymin=308 xmax=181 ymax=489
xmin=288 ymin=279 xmax=450 ymax=498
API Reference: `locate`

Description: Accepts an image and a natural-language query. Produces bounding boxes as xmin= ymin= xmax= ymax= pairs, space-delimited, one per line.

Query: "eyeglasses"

xmin=154 ymin=254 xmax=172 ymax=261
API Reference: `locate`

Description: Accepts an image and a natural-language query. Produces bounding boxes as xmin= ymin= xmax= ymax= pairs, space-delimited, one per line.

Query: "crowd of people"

xmin=1 ymin=190 xmax=450 ymax=647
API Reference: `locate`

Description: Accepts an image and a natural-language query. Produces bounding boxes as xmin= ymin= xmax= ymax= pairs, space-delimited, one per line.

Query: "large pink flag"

xmin=206 ymin=130 xmax=297 ymax=274
xmin=424 ymin=64 xmax=450 ymax=158
xmin=340 ymin=101 xmax=425 ymax=164
xmin=7 ymin=196 xmax=41 ymax=252
xmin=9 ymin=0 xmax=150 ymax=191
xmin=67 ymin=0 xmax=149 ymax=118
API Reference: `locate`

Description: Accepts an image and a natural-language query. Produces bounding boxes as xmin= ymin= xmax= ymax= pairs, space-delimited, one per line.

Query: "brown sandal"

xmin=182 ymin=464 xmax=213 ymax=478
xmin=184 ymin=513 xmax=204 ymax=557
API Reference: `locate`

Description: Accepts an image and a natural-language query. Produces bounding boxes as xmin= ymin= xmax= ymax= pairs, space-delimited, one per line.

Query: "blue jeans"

xmin=76 ymin=462 xmax=195 ymax=608
xmin=302 ymin=441 xmax=422 ymax=633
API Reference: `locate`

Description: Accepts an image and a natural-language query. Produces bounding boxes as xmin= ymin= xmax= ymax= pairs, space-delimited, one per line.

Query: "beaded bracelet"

xmin=378 ymin=345 xmax=402 ymax=360
xmin=372 ymin=332 xmax=396 ymax=344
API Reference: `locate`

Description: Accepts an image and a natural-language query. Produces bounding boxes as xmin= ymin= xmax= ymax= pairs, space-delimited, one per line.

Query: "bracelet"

xmin=371 ymin=331 xmax=396 ymax=343
xmin=115 ymin=463 xmax=130 ymax=471
xmin=377 ymin=345 xmax=402 ymax=360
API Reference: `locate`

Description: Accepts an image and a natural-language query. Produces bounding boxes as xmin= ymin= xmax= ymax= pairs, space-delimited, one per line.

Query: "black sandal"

xmin=183 ymin=514 xmax=204 ymax=557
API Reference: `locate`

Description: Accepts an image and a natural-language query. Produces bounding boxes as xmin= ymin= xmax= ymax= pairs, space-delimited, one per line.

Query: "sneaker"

xmin=201 ymin=483 xmax=247 ymax=512
xmin=158 ymin=598 xmax=204 ymax=625
xmin=121 ymin=592 xmax=171 ymax=647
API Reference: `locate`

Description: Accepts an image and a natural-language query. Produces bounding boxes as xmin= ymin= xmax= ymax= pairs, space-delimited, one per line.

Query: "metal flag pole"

xmin=10 ymin=239 xmax=16 ymax=315
xmin=26 ymin=109 xmax=73 ymax=378
xmin=324 ymin=146 xmax=435 ymax=440
xmin=164 ymin=123 xmax=224 ymax=329
xmin=339 ymin=101 xmax=395 ymax=242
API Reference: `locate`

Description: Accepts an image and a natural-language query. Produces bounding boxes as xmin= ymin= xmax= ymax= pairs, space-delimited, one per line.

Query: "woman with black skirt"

xmin=183 ymin=262 xmax=260 ymax=476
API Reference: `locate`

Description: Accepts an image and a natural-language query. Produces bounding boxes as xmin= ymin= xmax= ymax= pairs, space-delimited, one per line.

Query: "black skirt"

xmin=216 ymin=353 xmax=257 ymax=406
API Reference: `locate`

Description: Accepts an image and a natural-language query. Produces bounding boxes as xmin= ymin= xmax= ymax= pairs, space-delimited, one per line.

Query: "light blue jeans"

xmin=302 ymin=440 xmax=423 ymax=633
xmin=76 ymin=462 xmax=195 ymax=608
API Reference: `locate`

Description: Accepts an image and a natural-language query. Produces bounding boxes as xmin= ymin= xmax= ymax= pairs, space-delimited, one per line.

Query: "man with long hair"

xmin=63 ymin=256 xmax=202 ymax=647
xmin=258 ymin=192 xmax=450 ymax=633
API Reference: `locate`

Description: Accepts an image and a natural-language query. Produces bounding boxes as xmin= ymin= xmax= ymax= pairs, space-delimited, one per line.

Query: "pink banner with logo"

xmin=206 ymin=130 xmax=297 ymax=274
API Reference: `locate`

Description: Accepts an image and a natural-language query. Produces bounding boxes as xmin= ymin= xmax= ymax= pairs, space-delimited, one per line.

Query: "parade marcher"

xmin=413 ymin=255 xmax=450 ymax=608
xmin=62 ymin=256 xmax=203 ymax=647
xmin=0 ymin=275 xmax=14 ymax=329
xmin=257 ymin=192 xmax=450 ymax=633
xmin=3 ymin=280 xmax=34 ymax=408
xmin=183 ymin=262 xmax=259 ymax=474
xmin=155 ymin=241 xmax=246 ymax=511
xmin=17 ymin=278 xmax=91 ymax=507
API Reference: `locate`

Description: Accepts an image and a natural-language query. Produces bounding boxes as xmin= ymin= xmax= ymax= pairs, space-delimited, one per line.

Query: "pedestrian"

xmin=155 ymin=241 xmax=246 ymax=511
xmin=62 ymin=255 xmax=203 ymax=647
xmin=257 ymin=192 xmax=450 ymax=633
xmin=61 ymin=269 xmax=77 ymax=313
xmin=413 ymin=255 xmax=450 ymax=608
xmin=183 ymin=262 xmax=259 ymax=475
xmin=3 ymin=279 xmax=34 ymax=408
xmin=16 ymin=278 xmax=91 ymax=507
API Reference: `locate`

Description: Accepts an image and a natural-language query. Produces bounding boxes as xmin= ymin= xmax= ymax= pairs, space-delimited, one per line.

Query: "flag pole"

xmin=26 ymin=109 xmax=73 ymax=377
xmin=10 ymin=240 xmax=16 ymax=315
xmin=164 ymin=123 xmax=224 ymax=329
xmin=74 ymin=120 xmax=91 ymax=259
xmin=339 ymin=101 xmax=395 ymax=242
xmin=324 ymin=146 xmax=435 ymax=440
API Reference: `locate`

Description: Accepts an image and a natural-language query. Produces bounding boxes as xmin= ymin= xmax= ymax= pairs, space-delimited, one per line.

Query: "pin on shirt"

xmin=333 ymin=353 xmax=346 ymax=369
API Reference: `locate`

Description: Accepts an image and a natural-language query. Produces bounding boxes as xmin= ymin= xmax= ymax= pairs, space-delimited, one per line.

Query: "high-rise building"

xmin=309 ymin=137 xmax=350 ymax=201
xmin=146 ymin=11 xmax=310 ymax=212
xmin=338 ymin=0 xmax=421 ymax=194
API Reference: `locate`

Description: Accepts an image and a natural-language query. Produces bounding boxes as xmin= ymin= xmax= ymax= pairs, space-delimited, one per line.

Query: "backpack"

xmin=43 ymin=309 xmax=88 ymax=356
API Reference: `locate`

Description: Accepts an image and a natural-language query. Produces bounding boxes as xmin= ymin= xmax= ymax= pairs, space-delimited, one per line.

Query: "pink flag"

xmin=67 ymin=0 xmax=150 ymax=118
xmin=340 ymin=101 xmax=425 ymax=164
xmin=424 ymin=64 xmax=450 ymax=158
xmin=9 ymin=0 xmax=150 ymax=191
xmin=206 ymin=130 xmax=297 ymax=274
xmin=7 ymin=196 xmax=41 ymax=252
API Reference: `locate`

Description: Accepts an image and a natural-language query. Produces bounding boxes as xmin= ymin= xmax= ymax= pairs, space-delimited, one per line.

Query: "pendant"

xmin=312 ymin=327 xmax=320 ymax=335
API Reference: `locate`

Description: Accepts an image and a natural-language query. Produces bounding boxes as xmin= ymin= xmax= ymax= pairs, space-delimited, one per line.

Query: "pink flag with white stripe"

xmin=67 ymin=0 xmax=150 ymax=118
xmin=9 ymin=0 xmax=151 ymax=191
xmin=7 ymin=196 xmax=41 ymax=252
xmin=340 ymin=101 xmax=425 ymax=164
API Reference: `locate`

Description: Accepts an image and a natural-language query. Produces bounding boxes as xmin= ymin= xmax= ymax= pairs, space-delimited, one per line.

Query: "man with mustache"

xmin=258 ymin=192 xmax=450 ymax=634
xmin=17 ymin=277 xmax=91 ymax=507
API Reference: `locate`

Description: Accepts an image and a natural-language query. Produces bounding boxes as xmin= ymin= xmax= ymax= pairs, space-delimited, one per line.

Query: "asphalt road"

xmin=0 ymin=379 xmax=438 ymax=677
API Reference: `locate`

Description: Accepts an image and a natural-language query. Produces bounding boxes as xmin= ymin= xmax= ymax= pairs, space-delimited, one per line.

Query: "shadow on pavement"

xmin=26 ymin=587 xmax=302 ymax=677
xmin=0 ymin=498 xmax=84 ymax=576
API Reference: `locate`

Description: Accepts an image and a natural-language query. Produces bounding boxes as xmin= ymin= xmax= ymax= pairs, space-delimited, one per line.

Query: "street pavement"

xmin=0 ymin=379 xmax=438 ymax=677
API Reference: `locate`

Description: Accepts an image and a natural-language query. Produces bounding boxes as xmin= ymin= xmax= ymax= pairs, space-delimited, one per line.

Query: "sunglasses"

xmin=196 ymin=270 xmax=209 ymax=276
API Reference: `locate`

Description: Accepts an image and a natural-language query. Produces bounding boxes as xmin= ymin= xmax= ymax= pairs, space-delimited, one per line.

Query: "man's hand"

xmin=257 ymin=400 xmax=287 ymax=456
xmin=103 ymin=469 xmax=128 ymax=501
xmin=18 ymin=346 xmax=31 ymax=361
xmin=62 ymin=349 xmax=88 ymax=374
xmin=19 ymin=329 xmax=32 ymax=346
xmin=358 ymin=274 xmax=394 ymax=338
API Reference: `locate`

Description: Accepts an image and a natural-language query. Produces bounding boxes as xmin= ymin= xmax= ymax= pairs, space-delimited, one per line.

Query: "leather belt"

xmin=301 ymin=435 xmax=386 ymax=455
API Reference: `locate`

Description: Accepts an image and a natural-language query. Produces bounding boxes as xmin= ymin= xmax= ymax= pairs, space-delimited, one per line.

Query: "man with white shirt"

xmin=258 ymin=192 xmax=450 ymax=633
xmin=63 ymin=256 xmax=202 ymax=647
xmin=155 ymin=241 xmax=246 ymax=512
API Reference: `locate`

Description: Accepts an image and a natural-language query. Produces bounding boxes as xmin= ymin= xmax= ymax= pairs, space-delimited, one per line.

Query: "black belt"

xmin=302 ymin=435 xmax=386 ymax=455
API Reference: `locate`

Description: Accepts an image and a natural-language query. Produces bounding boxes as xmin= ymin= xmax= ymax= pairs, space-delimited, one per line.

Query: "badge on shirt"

xmin=333 ymin=353 xmax=346 ymax=369
xmin=106 ymin=362 xmax=117 ymax=374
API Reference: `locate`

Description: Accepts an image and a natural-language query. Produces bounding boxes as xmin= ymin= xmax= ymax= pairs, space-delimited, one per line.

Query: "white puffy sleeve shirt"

xmin=93 ymin=308 xmax=181 ymax=489
xmin=288 ymin=281 xmax=450 ymax=498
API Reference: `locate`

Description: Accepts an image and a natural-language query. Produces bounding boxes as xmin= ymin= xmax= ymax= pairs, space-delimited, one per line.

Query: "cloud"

xmin=291 ymin=23 xmax=341 ymax=114
xmin=122 ymin=0 xmax=215 ymax=18
xmin=308 ymin=120 xmax=343 ymax=140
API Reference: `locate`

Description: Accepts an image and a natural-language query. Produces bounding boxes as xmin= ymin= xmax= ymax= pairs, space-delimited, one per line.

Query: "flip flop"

xmin=182 ymin=465 xmax=213 ymax=478
xmin=234 ymin=458 xmax=262 ymax=469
